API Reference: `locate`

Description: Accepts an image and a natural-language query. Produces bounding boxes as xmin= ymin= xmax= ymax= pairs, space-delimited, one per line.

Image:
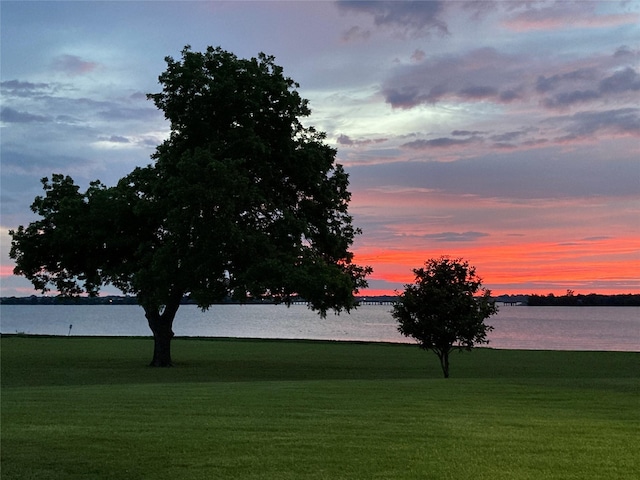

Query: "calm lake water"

xmin=0 ymin=304 xmax=638 ymax=352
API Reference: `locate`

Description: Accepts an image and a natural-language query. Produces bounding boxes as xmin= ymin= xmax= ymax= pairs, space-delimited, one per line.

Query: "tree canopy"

xmin=10 ymin=46 xmax=371 ymax=366
xmin=392 ymin=257 xmax=497 ymax=378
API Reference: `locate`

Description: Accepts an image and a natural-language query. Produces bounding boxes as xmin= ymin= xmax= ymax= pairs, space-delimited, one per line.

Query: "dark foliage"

xmin=9 ymin=46 xmax=371 ymax=366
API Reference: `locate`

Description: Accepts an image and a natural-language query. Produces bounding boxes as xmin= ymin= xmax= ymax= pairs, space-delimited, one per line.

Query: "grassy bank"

xmin=2 ymin=336 xmax=639 ymax=479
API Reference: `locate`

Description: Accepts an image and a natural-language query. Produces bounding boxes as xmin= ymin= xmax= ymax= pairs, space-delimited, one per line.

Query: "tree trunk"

xmin=437 ymin=350 xmax=450 ymax=378
xmin=147 ymin=312 xmax=174 ymax=367
xmin=144 ymin=296 xmax=182 ymax=367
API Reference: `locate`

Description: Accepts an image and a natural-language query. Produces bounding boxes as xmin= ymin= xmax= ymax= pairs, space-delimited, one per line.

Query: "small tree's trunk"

xmin=144 ymin=295 xmax=182 ymax=367
xmin=436 ymin=350 xmax=450 ymax=378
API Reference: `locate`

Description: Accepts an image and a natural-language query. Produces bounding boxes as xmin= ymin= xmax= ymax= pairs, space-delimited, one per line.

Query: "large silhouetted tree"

xmin=10 ymin=46 xmax=371 ymax=366
xmin=392 ymin=257 xmax=497 ymax=378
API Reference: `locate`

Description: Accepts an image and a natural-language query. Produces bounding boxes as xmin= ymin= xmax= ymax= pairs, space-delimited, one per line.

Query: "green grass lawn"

xmin=2 ymin=336 xmax=639 ymax=479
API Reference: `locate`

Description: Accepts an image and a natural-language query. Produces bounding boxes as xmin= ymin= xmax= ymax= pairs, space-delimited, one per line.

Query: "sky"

xmin=1 ymin=0 xmax=639 ymax=297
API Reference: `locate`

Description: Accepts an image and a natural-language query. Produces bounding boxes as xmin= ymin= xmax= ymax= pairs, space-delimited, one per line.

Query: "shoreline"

xmin=3 ymin=333 xmax=639 ymax=353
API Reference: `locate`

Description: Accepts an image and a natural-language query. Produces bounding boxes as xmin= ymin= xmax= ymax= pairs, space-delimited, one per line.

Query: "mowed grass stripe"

xmin=2 ymin=336 xmax=639 ymax=479
xmin=2 ymin=336 xmax=638 ymax=386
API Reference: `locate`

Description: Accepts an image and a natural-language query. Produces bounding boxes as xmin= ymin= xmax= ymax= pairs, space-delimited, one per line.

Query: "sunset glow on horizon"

xmin=1 ymin=1 xmax=638 ymax=298
xmin=353 ymin=234 xmax=640 ymax=296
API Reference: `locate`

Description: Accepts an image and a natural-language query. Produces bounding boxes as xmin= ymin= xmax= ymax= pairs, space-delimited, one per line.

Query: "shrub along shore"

xmin=2 ymin=336 xmax=638 ymax=479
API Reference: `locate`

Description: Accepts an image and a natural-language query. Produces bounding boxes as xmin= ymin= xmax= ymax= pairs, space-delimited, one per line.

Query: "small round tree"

xmin=392 ymin=257 xmax=498 ymax=378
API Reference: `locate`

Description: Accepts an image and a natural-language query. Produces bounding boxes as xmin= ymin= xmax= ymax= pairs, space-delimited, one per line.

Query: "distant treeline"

xmin=526 ymin=293 xmax=640 ymax=307
xmin=1 ymin=293 xmax=639 ymax=306
xmin=1 ymin=295 xmax=141 ymax=305
xmin=0 ymin=295 xmax=305 ymax=306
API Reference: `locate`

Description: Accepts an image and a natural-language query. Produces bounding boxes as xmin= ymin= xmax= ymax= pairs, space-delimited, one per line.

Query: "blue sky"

xmin=1 ymin=1 xmax=639 ymax=296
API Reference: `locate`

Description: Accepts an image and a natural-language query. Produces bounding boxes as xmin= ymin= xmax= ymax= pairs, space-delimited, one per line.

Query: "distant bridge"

xmin=357 ymin=298 xmax=397 ymax=306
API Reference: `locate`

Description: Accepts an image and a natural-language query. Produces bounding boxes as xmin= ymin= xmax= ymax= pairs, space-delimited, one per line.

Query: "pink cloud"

xmin=52 ymin=54 xmax=99 ymax=76
xmin=504 ymin=7 xmax=640 ymax=32
xmin=1 ymin=265 xmax=16 ymax=277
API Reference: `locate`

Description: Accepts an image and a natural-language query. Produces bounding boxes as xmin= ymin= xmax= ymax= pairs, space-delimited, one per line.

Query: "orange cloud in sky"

xmin=354 ymin=235 xmax=640 ymax=295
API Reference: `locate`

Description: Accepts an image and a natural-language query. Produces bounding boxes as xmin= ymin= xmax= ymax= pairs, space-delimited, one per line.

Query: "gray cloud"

xmin=614 ymin=45 xmax=634 ymax=57
xmin=542 ymin=67 xmax=640 ymax=108
xmin=54 ymin=114 xmax=83 ymax=124
xmin=341 ymin=25 xmax=371 ymax=42
xmin=349 ymin=146 xmax=639 ymax=201
xmin=458 ymin=85 xmax=499 ymax=100
xmin=499 ymin=89 xmax=521 ymax=102
xmin=422 ymin=231 xmax=489 ymax=242
xmin=559 ymin=108 xmax=640 ymax=137
xmin=535 ymin=68 xmax=597 ymax=93
xmin=337 ymin=133 xmax=388 ymax=147
xmin=383 ymin=86 xmax=428 ymax=108
xmin=3 ymin=78 xmax=160 ymax=127
xmin=390 ymin=127 xmax=543 ymax=153
xmin=410 ymin=49 xmax=426 ymax=62
xmin=490 ymin=130 xmax=527 ymax=142
xmin=536 ymin=68 xmax=596 ymax=93
xmin=0 ymin=148 xmax=93 ymax=173
xmin=1 ymin=80 xmax=51 ymax=97
xmin=543 ymin=89 xmax=600 ymax=108
xmin=383 ymin=46 xmax=638 ymax=110
xmin=97 ymin=106 xmax=160 ymax=121
xmin=0 ymin=107 xmax=51 ymax=123
xmin=402 ymin=136 xmax=478 ymax=149
xmin=337 ymin=0 xmax=449 ymax=37
xmin=521 ymin=138 xmax=549 ymax=147
xmin=337 ymin=134 xmax=354 ymax=145
xmin=358 ymin=104 xmax=637 ymax=156
xmin=451 ymin=130 xmax=484 ymax=136
xmin=106 ymin=135 xmax=130 ymax=143
xmin=130 ymin=91 xmax=149 ymax=101
xmin=599 ymin=67 xmax=640 ymax=94
xmin=382 ymin=47 xmax=522 ymax=108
